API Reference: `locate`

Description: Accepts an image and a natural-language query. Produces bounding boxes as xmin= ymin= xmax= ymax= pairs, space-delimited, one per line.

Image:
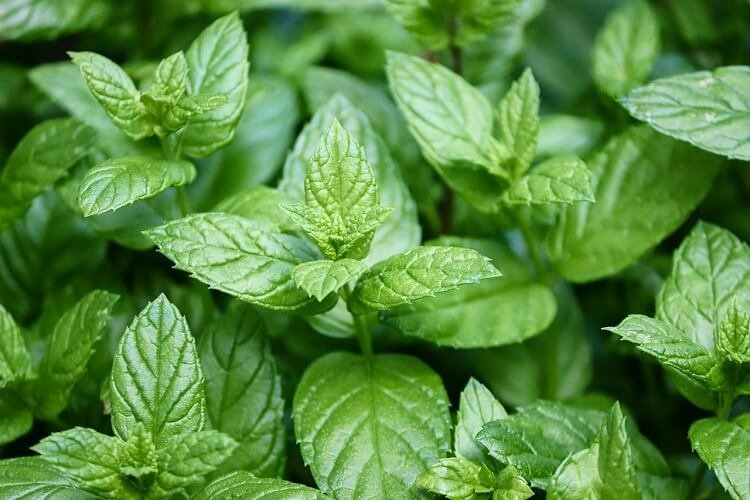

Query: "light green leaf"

xmin=454 ymin=378 xmax=507 ymax=465
xmin=0 ymin=118 xmax=96 ymax=229
xmin=349 ymin=245 xmax=501 ymax=314
xmin=78 ymin=155 xmax=196 ymax=216
xmin=279 ymin=93 xmax=420 ymax=264
xmin=0 ymin=0 xmax=109 ymax=41
xmin=494 ymin=465 xmax=534 ymax=500
xmin=194 ymin=471 xmax=327 ymax=500
xmin=416 ymin=457 xmax=495 ymax=499
xmin=387 ymin=51 xmax=508 ymax=212
xmin=179 ymin=12 xmax=249 ymax=158
xmin=477 ymin=401 xmax=603 ymax=489
xmin=547 ymin=126 xmax=721 ymax=283
xmin=0 ymin=397 xmax=33 ymax=445
xmin=153 ymin=430 xmax=237 ymax=496
xmin=384 ymin=0 xmax=520 ymax=50
xmin=657 ymin=222 xmax=750 ymax=351
xmin=0 ymin=457 xmax=97 ymax=498
xmin=592 ymin=0 xmax=660 ymax=97
xmin=31 ymin=427 xmax=137 ymax=498
xmin=502 ymin=155 xmax=593 ymax=205
xmin=111 ymin=294 xmax=205 ymax=448
xmin=162 ymin=93 xmax=228 ymax=133
xmin=293 ymin=259 xmax=368 ymax=301
xmin=69 ymin=51 xmax=153 ymax=140
xmin=548 ymin=403 xmax=640 ymax=500
xmin=199 ymin=303 xmax=286 ymax=477
xmin=293 ymin=352 xmax=451 ymax=499
xmin=605 ymin=315 xmax=724 ymax=391
xmin=0 ymin=303 xmax=32 ymax=386
xmin=717 ymin=301 xmax=750 ymax=364
xmin=537 ymin=114 xmax=604 ymax=159
xmin=381 ymin=238 xmax=554 ymax=348
xmin=146 ymin=213 xmax=335 ymax=312
xmin=622 ymin=66 xmax=750 ymax=160
xmin=152 ymin=51 xmax=187 ymax=102
xmin=281 ymin=120 xmax=392 ymax=260
xmin=496 ymin=68 xmax=539 ymax=176
xmin=118 ymin=423 xmax=157 ymax=479
xmin=33 ymin=290 xmax=119 ymax=420
xmin=689 ymin=418 xmax=750 ymax=500
xmin=214 ymin=186 xmax=297 ymax=231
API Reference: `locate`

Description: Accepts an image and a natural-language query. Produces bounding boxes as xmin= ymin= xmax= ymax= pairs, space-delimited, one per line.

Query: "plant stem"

xmin=176 ymin=186 xmax=190 ymax=216
xmin=515 ymin=210 xmax=545 ymax=280
xmin=448 ymin=18 xmax=462 ymax=75
xmin=341 ymin=285 xmax=373 ymax=357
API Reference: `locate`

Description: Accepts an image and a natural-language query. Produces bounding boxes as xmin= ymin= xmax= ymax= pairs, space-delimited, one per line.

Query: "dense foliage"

xmin=0 ymin=0 xmax=749 ymax=498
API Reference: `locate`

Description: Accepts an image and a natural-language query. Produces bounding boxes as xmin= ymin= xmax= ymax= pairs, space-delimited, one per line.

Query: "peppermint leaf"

xmin=152 ymin=51 xmax=187 ymax=102
xmin=547 ymin=126 xmax=721 ymax=283
xmin=0 ymin=396 xmax=32 ymax=446
xmin=416 ymin=457 xmax=495 ymax=499
xmin=214 ymin=186 xmax=297 ymax=231
xmin=78 ymin=156 xmax=196 ymax=216
xmin=0 ymin=303 xmax=32 ymax=387
xmin=31 ymin=427 xmax=137 ymax=498
xmin=592 ymin=0 xmax=660 ymax=97
xmin=293 ymin=259 xmax=368 ymax=301
xmin=455 ymin=378 xmax=507 ymax=465
xmin=110 ymin=294 xmax=205 ymax=447
xmin=717 ymin=301 xmax=750 ymax=364
xmin=194 ymin=471 xmax=327 ymax=499
xmin=495 ymin=465 xmax=534 ymax=500
xmin=146 ymin=213 xmax=335 ymax=312
xmin=349 ymin=245 xmax=501 ymax=314
xmin=179 ymin=12 xmax=249 ymax=158
xmin=32 ymin=290 xmax=119 ymax=420
xmin=497 ymin=68 xmax=540 ymax=176
xmin=199 ymin=303 xmax=286 ymax=477
xmin=689 ymin=418 xmax=750 ymax=500
xmin=69 ymin=51 xmax=153 ymax=140
xmin=293 ymin=352 xmax=451 ymax=499
xmin=501 ymin=155 xmax=594 ymax=206
xmin=0 ymin=457 xmax=97 ymax=498
xmin=622 ymin=66 xmax=750 ymax=160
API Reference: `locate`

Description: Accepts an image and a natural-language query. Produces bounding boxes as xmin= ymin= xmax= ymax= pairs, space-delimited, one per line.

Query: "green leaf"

xmin=657 ymin=222 xmax=750 ymax=352
xmin=152 ymin=51 xmax=187 ymax=102
xmin=717 ymin=301 xmax=750 ymax=364
xmin=381 ymin=237 xmax=554 ymax=348
xmin=281 ymin=120 xmax=392 ymax=260
xmin=494 ymin=465 xmax=534 ymax=500
xmin=194 ymin=471 xmax=327 ymax=500
xmin=0 ymin=303 xmax=32 ymax=386
xmin=416 ymin=457 xmax=495 ymax=499
xmin=387 ymin=51 xmax=508 ymax=212
xmin=496 ymin=68 xmax=540 ymax=176
xmin=179 ymin=12 xmax=249 ymax=158
xmin=31 ymin=427 xmax=137 ymax=498
xmin=477 ymin=401 xmax=604 ymax=489
xmin=279 ymin=93 xmax=419 ymax=264
xmin=118 ymin=423 xmax=157 ymax=479
xmin=78 ymin=155 xmax=196 ymax=216
xmin=547 ymin=126 xmax=721 ymax=283
xmin=199 ymin=303 xmax=286 ymax=477
xmin=111 ymin=294 xmax=205 ymax=448
xmin=605 ymin=315 xmax=724 ymax=391
xmin=293 ymin=259 xmax=368 ymax=301
xmin=689 ymin=418 xmax=750 ymax=500
xmin=621 ymin=66 xmax=750 ymax=160
xmin=146 ymin=213 xmax=335 ymax=312
xmin=0 ymin=118 xmax=96 ymax=229
xmin=293 ymin=352 xmax=451 ymax=499
xmin=0 ymin=0 xmax=110 ymax=41
xmin=548 ymin=403 xmax=640 ymax=500
xmin=454 ymin=378 xmax=507 ymax=465
xmin=469 ymin=284 xmax=592 ymax=407
xmin=69 ymin=51 xmax=153 ymax=140
xmin=384 ymin=0 xmax=520 ymax=49
xmin=162 ymin=93 xmax=229 ymax=133
xmin=591 ymin=0 xmax=660 ymax=97
xmin=537 ymin=114 xmax=604 ymax=159
xmin=33 ymin=290 xmax=119 ymax=420
xmin=349 ymin=245 xmax=501 ymax=314
xmin=153 ymin=430 xmax=237 ymax=496
xmin=0 ymin=397 xmax=33 ymax=445
xmin=214 ymin=186 xmax=297 ymax=231
xmin=0 ymin=457 xmax=97 ymax=498
xmin=501 ymin=155 xmax=593 ymax=206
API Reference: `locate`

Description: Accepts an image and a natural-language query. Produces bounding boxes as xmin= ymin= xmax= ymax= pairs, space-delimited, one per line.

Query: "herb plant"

xmin=0 ymin=0 xmax=749 ymax=499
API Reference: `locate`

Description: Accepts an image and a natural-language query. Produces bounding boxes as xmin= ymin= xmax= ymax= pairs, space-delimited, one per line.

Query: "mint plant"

xmin=1 ymin=0 xmax=750 ymax=499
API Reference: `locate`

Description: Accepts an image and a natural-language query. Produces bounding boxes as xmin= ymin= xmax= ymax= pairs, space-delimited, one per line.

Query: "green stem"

xmin=514 ymin=210 xmax=546 ymax=281
xmin=176 ymin=186 xmax=190 ymax=216
xmin=341 ymin=285 xmax=373 ymax=357
xmin=160 ymin=134 xmax=189 ymax=216
xmin=448 ymin=18 xmax=463 ymax=75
